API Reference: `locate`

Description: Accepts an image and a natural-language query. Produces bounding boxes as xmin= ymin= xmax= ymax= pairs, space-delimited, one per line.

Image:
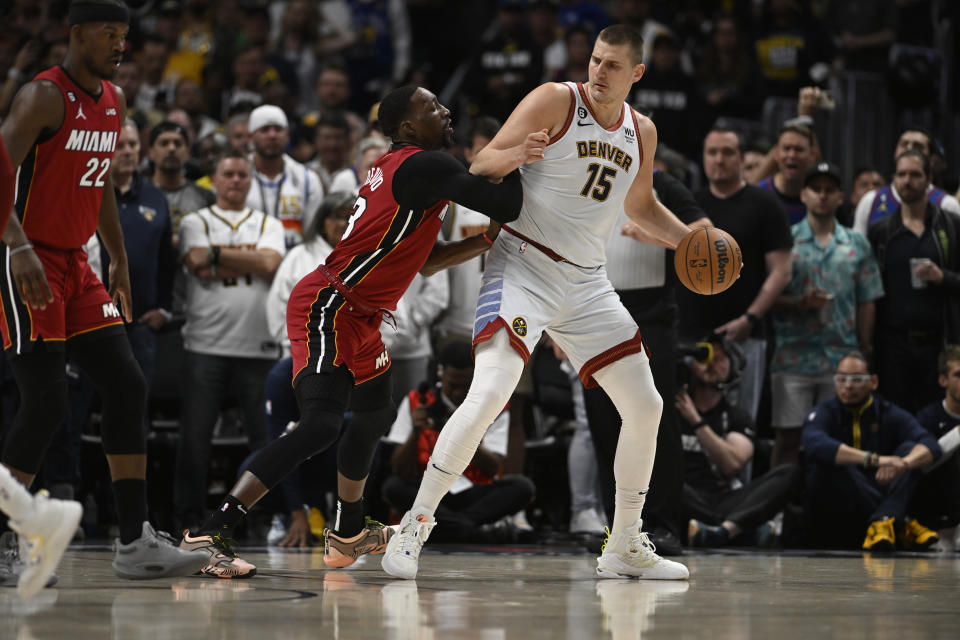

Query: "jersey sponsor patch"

xmin=512 ymin=316 xmax=527 ymax=337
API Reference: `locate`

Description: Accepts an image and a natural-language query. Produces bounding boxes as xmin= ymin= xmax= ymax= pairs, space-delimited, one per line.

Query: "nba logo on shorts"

xmin=519 ymin=241 xmax=527 ymax=254
xmin=512 ymin=317 xmax=527 ymax=337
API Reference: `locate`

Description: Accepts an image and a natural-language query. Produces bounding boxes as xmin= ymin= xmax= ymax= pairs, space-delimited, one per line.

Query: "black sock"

xmin=112 ymin=479 xmax=148 ymax=545
xmin=334 ymin=497 xmax=365 ymax=538
xmin=200 ymin=495 xmax=248 ymax=537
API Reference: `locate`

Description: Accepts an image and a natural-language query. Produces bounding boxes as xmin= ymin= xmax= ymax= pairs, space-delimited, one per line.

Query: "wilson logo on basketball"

xmin=714 ymin=239 xmax=730 ymax=284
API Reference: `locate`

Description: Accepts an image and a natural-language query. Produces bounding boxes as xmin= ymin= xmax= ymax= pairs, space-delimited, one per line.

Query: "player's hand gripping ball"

xmin=674 ymin=227 xmax=742 ymax=295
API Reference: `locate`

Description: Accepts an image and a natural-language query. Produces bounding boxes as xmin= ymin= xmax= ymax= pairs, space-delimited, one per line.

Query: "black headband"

xmin=68 ymin=2 xmax=130 ymax=26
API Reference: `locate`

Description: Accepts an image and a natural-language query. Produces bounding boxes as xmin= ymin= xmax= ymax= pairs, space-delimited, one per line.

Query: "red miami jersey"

xmin=15 ymin=66 xmax=121 ymax=249
xmin=322 ymin=145 xmax=449 ymax=310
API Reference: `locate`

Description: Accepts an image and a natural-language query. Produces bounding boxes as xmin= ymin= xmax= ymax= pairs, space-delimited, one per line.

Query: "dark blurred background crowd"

xmin=1 ymin=0 xmax=959 ymax=556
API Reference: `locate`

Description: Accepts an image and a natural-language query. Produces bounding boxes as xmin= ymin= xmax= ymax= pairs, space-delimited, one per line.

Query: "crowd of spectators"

xmin=0 ymin=0 xmax=958 ymax=554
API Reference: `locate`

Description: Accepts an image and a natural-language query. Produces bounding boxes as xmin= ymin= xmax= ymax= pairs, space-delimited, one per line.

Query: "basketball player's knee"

xmin=3 ymin=379 xmax=68 ymax=473
xmin=297 ymin=401 xmax=343 ymax=454
xmin=337 ymin=404 xmax=396 ymax=480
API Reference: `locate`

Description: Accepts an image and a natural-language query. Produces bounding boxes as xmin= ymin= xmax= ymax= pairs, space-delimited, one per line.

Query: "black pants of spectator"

xmin=805 ymin=441 xmax=923 ymax=548
xmin=584 ymin=292 xmax=683 ymax=538
xmin=174 ymin=351 xmax=276 ymax=529
xmin=910 ymin=456 xmax=960 ymax=529
xmin=876 ymin=329 xmax=941 ymax=414
xmin=382 ymin=474 xmax=535 ymax=543
xmin=683 ymin=463 xmax=800 ymax=533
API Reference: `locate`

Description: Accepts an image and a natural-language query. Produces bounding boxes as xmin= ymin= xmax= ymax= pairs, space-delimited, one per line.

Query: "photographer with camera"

xmin=381 ymin=341 xmax=535 ymax=543
xmin=676 ymin=335 xmax=801 ymax=547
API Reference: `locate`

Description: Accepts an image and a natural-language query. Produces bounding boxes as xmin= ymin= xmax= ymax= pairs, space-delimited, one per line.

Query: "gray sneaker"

xmin=112 ymin=522 xmax=208 ymax=580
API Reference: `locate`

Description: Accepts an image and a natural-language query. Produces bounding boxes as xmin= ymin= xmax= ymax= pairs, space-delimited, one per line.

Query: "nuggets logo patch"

xmin=512 ymin=317 xmax=527 ymax=337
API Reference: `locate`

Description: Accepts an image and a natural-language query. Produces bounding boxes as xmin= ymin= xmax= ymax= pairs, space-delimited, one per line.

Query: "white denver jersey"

xmin=247 ymin=154 xmax=324 ymax=250
xmin=509 ymin=82 xmax=643 ymax=267
xmin=179 ymin=206 xmax=286 ymax=359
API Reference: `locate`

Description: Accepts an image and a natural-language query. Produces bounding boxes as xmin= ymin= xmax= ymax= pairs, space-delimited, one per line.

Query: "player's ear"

xmin=633 ymin=63 xmax=645 ymax=83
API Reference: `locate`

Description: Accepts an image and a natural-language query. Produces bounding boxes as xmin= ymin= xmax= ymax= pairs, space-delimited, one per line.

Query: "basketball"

xmin=674 ymin=227 xmax=742 ymax=295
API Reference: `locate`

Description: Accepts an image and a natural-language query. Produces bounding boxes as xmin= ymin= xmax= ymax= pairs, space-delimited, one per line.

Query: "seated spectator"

xmin=770 ymin=163 xmax=884 ymax=467
xmin=676 ymin=335 xmax=800 ymax=548
xmin=174 ymin=151 xmax=286 ymax=530
xmin=382 ymin=341 xmax=535 ymax=543
xmin=867 ymin=151 xmax=960 ymax=414
xmin=912 ymin=345 xmax=960 ymax=544
xmin=803 ymin=352 xmax=941 ymax=551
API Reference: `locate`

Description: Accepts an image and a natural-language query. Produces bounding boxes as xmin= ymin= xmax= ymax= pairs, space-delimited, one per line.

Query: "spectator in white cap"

xmin=246 ymin=104 xmax=325 ymax=249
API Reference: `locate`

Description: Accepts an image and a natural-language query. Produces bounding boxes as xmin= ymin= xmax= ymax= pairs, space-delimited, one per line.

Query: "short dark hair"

xmin=438 ymin=341 xmax=474 ymax=370
xmin=894 ymin=149 xmax=931 ymax=177
xmin=938 ymin=345 xmax=960 ymax=375
xmin=468 ymin=116 xmax=501 ymax=142
xmin=316 ymin=111 xmax=350 ymax=134
xmin=378 ymin=85 xmax=419 ymax=139
xmin=305 ymin=191 xmax=355 ymax=244
xmin=898 ymin=126 xmax=931 ymax=146
xmin=852 ymin=165 xmax=882 ymax=180
xmin=149 ymin=120 xmax=188 ymax=147
xmin=597 ymin=24 xmax=644 ymax=64
xmin=214 ymin=148 xmax=251 ymax=172
xmin=705 ymin=126 xmax=744 ymax=154
xmin=840 ymin=350 xmax=873 ymax=373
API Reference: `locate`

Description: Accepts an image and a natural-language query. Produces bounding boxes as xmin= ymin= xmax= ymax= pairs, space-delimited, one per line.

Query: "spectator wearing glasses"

xmin=802 ymin=352 xmax=941 ymax=551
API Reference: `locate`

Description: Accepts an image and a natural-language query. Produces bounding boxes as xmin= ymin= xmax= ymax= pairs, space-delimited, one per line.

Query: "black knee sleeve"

xmin=338 ymin=372 xmax=396 ymax=481
xmin=2 ymin=351 xmax=68 ymax=474
xmin=247 ymin=370 xmax=351 ymax=489
xmin=70 ymin=335 xmax=147 ymax=455
xmin=337 ymin=404 xmax=397 ymax=481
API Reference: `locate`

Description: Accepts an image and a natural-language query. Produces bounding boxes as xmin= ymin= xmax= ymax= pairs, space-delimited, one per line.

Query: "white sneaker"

xmin=570 ymin=507 xmax=606 ymax=534
xmin=381 ymin=511 xmax=435 ymax=580
xmin=596 ymin=524 xmax=689 ymax=580
xmin=8 ymin=491 xmax=83 ymax=599
xmin=267 ymin=515 xmax=287 ymax=546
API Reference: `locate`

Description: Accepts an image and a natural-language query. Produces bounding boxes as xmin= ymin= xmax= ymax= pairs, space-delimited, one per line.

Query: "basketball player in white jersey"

xmin=383 ymin=25 xmax=692 ymax=580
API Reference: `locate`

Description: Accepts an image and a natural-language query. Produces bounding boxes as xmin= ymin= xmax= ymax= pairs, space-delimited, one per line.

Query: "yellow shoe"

xmin=901 ymin=518 xmax=939 ymax=551
xmin=862 ymin=517 xmax=895 ymax=551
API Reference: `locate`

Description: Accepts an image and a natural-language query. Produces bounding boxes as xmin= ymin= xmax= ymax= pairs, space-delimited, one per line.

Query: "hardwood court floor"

xmin=2 ymin=546 xmax=958 ymax=639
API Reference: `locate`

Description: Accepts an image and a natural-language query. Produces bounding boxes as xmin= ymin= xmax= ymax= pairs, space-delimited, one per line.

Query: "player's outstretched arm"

xmin=0 ymin=80 xmax=64 ymax=310
xmin=622 ymin=113 xmax=691 ymax=249
xmin=469 ymin=83 xmax=570 ymax=179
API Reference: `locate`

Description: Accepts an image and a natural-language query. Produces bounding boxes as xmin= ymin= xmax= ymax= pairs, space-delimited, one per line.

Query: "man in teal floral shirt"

xmin=770 ymin=162 xmax=885 ymax=465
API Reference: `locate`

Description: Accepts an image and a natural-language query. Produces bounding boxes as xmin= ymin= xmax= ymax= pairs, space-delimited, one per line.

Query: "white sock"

xmin=612 ymin=487 xmax=648 ymax=534
xmin=0 ymin=464 xmax=34 ymax=522
xmin=592 ymin=353 xmax=662 ymax=535
xmin=411 ymin=331 xmax=524 ymax=518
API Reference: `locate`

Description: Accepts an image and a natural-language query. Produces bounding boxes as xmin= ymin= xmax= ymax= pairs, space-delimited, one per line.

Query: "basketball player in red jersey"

xmin=181 ymin=85 xmax=538 ymax=574
xmin=0 ymin=0 xmax=206 ymax=582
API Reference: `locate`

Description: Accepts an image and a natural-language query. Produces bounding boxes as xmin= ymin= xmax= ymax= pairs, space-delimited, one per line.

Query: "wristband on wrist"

xmin=692 ymin=419 xmax=708 ymax=429
xmin=8 ymin=243 xmax=33 ymax=256
xmin=863 ymin=451 xmax=871 ymax=468
xmin=871 ymin=452 xmax=880 ymax=468
xmin=481 ymin=232 xmax=494 ymax=245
